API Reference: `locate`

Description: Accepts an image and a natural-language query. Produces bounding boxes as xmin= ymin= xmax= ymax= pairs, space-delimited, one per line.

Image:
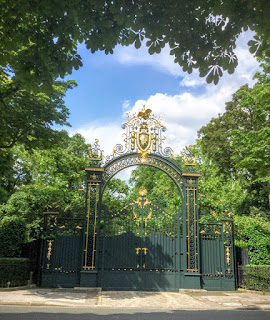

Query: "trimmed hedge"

xmin=0 ymin=216 xmax=26 ymax=257
xmin=245 ymin=265 xmax=270 ymax=291
xmin=0 ymin=258 xmax=31 ymax=287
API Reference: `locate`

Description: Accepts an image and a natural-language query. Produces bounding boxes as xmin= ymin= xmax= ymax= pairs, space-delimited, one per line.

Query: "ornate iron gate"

xmin=40 ymin=211 xmax=84 ymax=288
xmin=40 ymin=104 xmax=236 ymax=291
xmin=98 ymin=187 xmax=181 ymax=291
xmin=200 ymin=215 xmax=236 ymax=290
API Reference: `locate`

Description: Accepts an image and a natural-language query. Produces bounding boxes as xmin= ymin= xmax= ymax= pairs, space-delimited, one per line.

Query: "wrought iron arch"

xmin=101 ymin=152 xmax=184 ymax=199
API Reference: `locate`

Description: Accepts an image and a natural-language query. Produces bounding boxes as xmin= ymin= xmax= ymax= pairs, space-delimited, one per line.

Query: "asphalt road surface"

xmin=0 ymin=306 xmax=269 ymax=320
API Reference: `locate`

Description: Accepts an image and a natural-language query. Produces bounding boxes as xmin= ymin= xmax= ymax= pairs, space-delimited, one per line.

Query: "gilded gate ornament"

xmin=183 ymin=145 xmax=197 ymax=166
xmin=88 ymin=139 xmax=103 ymax=161
xmin=105 ymin=105 xmax=175 ymax=164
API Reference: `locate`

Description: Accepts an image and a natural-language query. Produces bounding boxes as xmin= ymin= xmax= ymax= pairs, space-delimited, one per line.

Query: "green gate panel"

xmin=200 ymin=223 xmax=236 ymax=291
xmin=98 ymin=194 xmax=181 ymax=291
xmin=41 ymin=234 xmax=83 ymax=288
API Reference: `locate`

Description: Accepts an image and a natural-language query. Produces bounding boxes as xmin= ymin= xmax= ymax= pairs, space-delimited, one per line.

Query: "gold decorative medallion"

xmin=106 ymin=104 xmax=175 ymax=164
xmin=138 ymin=186 xmax=147 ymax=197
xmin=137 ymin=123 xmax=151 ymax=163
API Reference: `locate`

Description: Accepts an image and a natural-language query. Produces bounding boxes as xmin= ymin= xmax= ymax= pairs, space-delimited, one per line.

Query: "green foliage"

xmin=0 ymin=132 xmax=90 ymax=238
xmin=1 ymin=1 xmax=269 ymax=90
xmin=128 ymin=165 xmax=181 ymax=214
xmin=0 ymin=216 xmax=26 ymax=257
xmin=195 ymin=153 xmax=245 ymax=218
xmin=197 ymin=57 xmax=270 ymax=213
xmin=245 ymin=265 xmax=270 ymax=291
xmin=0 ymin=70 xmax=76 ymax=202
xmin=102 ymin=178 xmax=130 ymax=213
xmin=246 ymin=227 xmax=270 ymax=266
xmin=0 ymin=70 xmax=76 ymax=150
xmin=0 ymin=258 xmax=31 ymax=287
xmin=234 ymin=213 xmax=270 ymax=265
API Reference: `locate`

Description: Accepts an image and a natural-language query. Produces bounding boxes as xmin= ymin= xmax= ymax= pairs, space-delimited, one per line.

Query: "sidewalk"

xmin=0 ymin=288 xmax=269 ymax=310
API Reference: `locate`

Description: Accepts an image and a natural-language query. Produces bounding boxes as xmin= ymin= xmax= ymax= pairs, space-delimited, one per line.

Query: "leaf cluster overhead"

xmin=1 ymin=0 xmax=270 ymax=89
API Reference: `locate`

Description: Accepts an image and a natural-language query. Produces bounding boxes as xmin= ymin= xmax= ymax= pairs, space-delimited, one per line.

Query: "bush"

xmin=245 ymin=265 xmax=270 ymax=291
xmin=246 ymin=226 xmax=270 ymax=265
xmin=0 ymin=258 xmax=31 ymax=287
xmin=234 ymin=215 xmax=270 ymax=265
xmin=0 ymin=216 xmax=27 ymax=257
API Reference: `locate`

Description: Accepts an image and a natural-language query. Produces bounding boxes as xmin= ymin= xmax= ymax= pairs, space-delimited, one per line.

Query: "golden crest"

xmin=137 ymin=123 xmax=151 ymax=152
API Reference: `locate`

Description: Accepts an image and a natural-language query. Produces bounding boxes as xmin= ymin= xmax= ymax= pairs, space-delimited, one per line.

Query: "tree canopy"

xmin=0 ymin=71 xmax=76 ymax=150
xmin=0 ymin=70 xmax=76 ymax=197
xmin=1 ymin=0 xmax=270 ymax=90
xmin=198 ymin=57 xmax=270 ymax=211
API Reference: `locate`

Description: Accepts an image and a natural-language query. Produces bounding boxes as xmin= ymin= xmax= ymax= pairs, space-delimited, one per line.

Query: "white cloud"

xmin=69 ymin=121 xmax=122 ymax=157
xmin=114 ymin=43 xmax=182 ymax=77
xmin=113 ymin=31 xmax=259 ymax=84
xmin=123 ymin=93 xmax=223 ymax=155
xmin=114 ymin=166 xmax=135 ymax=182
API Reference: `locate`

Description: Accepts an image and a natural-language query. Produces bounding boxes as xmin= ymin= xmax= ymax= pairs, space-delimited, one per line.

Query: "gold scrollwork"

xmin=187 ymin=178 xmax=196 ymax=185
xmin=47 ymin=240 xmax=54 ymax=260
xmin=226 ymin=246 xmax=231 ymax=265
xmin=142 ymin=248 xmax=148 ymax=255
xmin=105 ymin=105 xmax=175 ymax=164
xmin=138 ymin=186 xmax=147 ymax=197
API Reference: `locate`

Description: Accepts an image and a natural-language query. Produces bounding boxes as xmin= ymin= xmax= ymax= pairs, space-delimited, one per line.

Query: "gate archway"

xmin=81 ymin=105 xmax=202 ymax=290
xmin=40 ymin=105 xmax=236 ymax=291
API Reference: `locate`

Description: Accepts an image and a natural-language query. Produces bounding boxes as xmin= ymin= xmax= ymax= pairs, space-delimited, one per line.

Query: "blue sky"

xmin=65 ymin=31 xmax=259 ymax=161
xmin=65 ymin=51 xmax=184 ymax=124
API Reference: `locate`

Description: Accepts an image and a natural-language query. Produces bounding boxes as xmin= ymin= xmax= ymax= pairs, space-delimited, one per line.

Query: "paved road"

xmin=0 ymin=306 xmax=269 ymax=320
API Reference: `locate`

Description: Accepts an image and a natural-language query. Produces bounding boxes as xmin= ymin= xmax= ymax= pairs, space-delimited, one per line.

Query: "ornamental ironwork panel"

xmin=41 ymin=211 xmax=84 ymax=288
xmin=83 ymin=181 xmax=100 ymax=271
xmin=99 ymin=187 xmax=181 ymax=278
xmin=102 ymin=154 xmax=183 ymax=197
xmin=200 ymin=218 xmax=235 ymax=283
xmin=186 ymin=186 xmax=199 ymax=272
xmin=221 ymin=210 xmax=235 ymax=279
xmin=200 ymin=223 xmax=223 ymax=278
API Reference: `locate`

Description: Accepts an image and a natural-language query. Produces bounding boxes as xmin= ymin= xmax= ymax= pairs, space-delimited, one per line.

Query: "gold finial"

xmin=138 ymin=186 xmax=147 ymax=197
xmin=183 ymin=145 xmax=197 ymax=166
xmin=88 ymin=139 xmax=103 ymax=161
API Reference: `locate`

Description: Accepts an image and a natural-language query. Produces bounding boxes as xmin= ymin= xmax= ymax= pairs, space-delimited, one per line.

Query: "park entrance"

xmin=40 ymin=105 xmax=236 ymax=291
